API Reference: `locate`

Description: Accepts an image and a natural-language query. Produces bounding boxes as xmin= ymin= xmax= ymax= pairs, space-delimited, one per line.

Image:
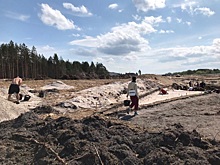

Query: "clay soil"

xmin=0 ymin=74 xmax=220 ymax=165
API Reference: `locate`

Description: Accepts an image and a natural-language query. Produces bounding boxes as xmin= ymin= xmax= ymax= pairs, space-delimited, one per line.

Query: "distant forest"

xmin=0 ymin=41 xmax=109 ymax=79
xmin=165 ymin=69 xmax=220 ymax=76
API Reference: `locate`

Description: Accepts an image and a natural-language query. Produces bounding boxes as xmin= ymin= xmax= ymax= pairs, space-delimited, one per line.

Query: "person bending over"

xmin=8 ymin=76 xmax=22 ymax=103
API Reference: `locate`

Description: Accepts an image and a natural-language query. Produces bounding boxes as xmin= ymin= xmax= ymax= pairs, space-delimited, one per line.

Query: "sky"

xmin=0 ymin=0 xmax=220 ymax=74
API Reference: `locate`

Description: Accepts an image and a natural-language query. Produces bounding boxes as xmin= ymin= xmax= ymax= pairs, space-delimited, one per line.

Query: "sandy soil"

xmin=0 ymin=75 xmax=220 ymax=164
xmin=0 ymin=75 xmax=200 ymax=121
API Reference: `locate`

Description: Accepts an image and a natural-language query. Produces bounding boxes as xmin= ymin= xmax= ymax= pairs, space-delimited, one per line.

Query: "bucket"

xmin=124 ymin=100 xmax=130 ymax=106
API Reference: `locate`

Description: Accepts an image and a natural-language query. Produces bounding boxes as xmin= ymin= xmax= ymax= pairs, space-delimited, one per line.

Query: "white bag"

xmin=129 ymin=89 xmax=136 ymax=96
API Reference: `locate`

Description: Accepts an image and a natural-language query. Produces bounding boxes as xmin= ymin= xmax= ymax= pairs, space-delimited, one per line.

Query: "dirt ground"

xmin=129 ymin=93 xmax=220 ymax=141
xmin=0 ymin=74 xmax=220 ymax=164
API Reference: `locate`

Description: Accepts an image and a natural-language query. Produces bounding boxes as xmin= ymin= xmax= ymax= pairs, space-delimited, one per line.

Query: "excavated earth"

xmin=0 ymin=101 xmax=220 ymax=165
xmin=0 ymin=75 xmax=220 ymax=165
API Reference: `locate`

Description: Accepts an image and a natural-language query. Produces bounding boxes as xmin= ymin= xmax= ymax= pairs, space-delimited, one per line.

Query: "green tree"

xmin=47 ymin=56 xmax=54 ymax=78
xmin=0 ymin=40 xmax=110 ymax=79
xmin=95 ymin=62 xmax=109 ymax=78
xmin=53 ymin=54 xmax=59 ymax=78
xmin=82 ymin=61 xmax=90 ymax=73
xmin=72 ymin=61 xmax=82 ymax=75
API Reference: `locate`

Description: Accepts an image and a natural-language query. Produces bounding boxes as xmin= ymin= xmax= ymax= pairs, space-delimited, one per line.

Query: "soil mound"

xmin=0 ymin=106 xmax=220 ymax=164
xmin=41 ymin=80 xmax=74 ymax=90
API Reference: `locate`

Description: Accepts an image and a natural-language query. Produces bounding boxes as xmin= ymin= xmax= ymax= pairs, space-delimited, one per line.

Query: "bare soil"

xmin=0 ymin=74 xmax=220 ymax=164
xmin=130 ymin=93 xmax=220 ymax=141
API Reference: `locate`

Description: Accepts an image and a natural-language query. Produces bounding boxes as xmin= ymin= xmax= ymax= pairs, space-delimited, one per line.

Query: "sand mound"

xmin=41 ymin=81 xmax=74 ymax=90
xmin=0 ymin=81 xmax=73 ymax=123
xmin=0 ymin=85 xmax=42 ymax=122
xmin=0 ymin=96 xmax=28 ymax=122
xmin=0 ymin=78 xmax=205 ymax=122
xmin=58 ymin=79 xmax=160 ymax=109
xmin=56 ymin=79 xmax=203 ymax=110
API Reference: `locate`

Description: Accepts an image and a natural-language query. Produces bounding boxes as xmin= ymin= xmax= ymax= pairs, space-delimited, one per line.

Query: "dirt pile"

xmin=0 ymin=106 xmax=220 ymax=165
xmin=56 ymin=79 xmax=161 ymax=110
xmin=0 ymin=86 xmax=42 ymax=122
xmin=41 ymin=80 xmax=74 ymax=90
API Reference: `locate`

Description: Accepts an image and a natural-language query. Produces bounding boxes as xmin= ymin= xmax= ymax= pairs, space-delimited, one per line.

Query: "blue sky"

xmin=0 ymin=0 xmax=220 ymax=74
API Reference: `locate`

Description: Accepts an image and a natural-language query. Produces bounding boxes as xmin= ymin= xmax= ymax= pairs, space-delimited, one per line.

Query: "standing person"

xmin=127 ymin=76 xmax=139 ymax=115
xmin=189 ymin=81 xmax=192 ymax=87
xmin=8 ymin=76 xmax=22 ymax=104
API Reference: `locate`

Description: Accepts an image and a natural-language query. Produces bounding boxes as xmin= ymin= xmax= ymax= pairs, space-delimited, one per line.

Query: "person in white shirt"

xmin=127 ymin=76 xmax=139 ymax=115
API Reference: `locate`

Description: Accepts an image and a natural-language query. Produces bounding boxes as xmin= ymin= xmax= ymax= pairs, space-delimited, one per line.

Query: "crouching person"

xmin=159 ymin=87 xmax=168 ymax=95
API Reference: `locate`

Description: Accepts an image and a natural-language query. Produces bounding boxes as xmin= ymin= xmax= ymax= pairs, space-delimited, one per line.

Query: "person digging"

xmin=8 ymin=76 xmax=22 ymax=104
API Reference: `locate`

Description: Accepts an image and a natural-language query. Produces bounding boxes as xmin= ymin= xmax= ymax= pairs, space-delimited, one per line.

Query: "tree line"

xmin=165 ymin=69 xmax=220 ymax=76
xmin=0 ymin=41 xmax=109 ymax=79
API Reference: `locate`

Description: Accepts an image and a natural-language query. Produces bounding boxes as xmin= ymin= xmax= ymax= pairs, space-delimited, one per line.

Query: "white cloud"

xmin=166 ymin=17 xmax=172 ymax=23
xmin=70 ymin=16 xmax=165 ymax=56
xmin=185 ymin=21 xmax=191 ymax=26
xmin=5 ymin=11 xmax=30 ymax=21
xmin=40 ymin=45 xmax=55 ymax=51
xmin=154 ymin=38 xmax=220 ymax=66
xmin=109 ymin=3 xmax=123 ymax=13
xmin=69 ymin=36 xmax=99 ymax=47
xmin=143 ymin=16 xmax=164 ymax=25
xmin=39 ymin=3 xmax=77 ymax=30
xmin=176 ymin=18 xmax=191 ymax=26
xmin=106 ymin=57 xmax=115 ymax=63
xmin=176 ymin=18 xmax=182 ymax=23
xmin=180 ymin=1 xmax=197 ymax=14
xmin=97 ymin=30 xmax=149 ymax=55
xmin=132 ymin=15 xmax=142 ymax=21
xmin=194 ymin=7 xmax=215 ymax=16
xmin=124 ymin=54 xmax=139 ymax=61
xmin=93 ymin=57 xmax=116 ymax=65
xmin=72 ymin=33 xmax=80 ymax=37
xmin=66 ymin=14 xmax=214 ymax=69
xmin=108 ymin=4 xmax=118 ymax=10
xmin=94 ymin=57 xmax=105 ymax=63
xmin=212 ymin=38 xmax=220 ymax=53
xmin=159 ymin=30 xmax=174 ymax=34
xmin=174 ymin=1 xmax=215 ymax=17
xmin=133 ymin=0 xmax=166 ymax=12
xmin=63 ymin=3 xmax=92 ymax=17
xmin=36 ymin=45 xmax=56 ymax=57
xmin=72 ymin=47 xmax=97 ymax=57
xmin=213 ymin=38 xmax=220 ymax=46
